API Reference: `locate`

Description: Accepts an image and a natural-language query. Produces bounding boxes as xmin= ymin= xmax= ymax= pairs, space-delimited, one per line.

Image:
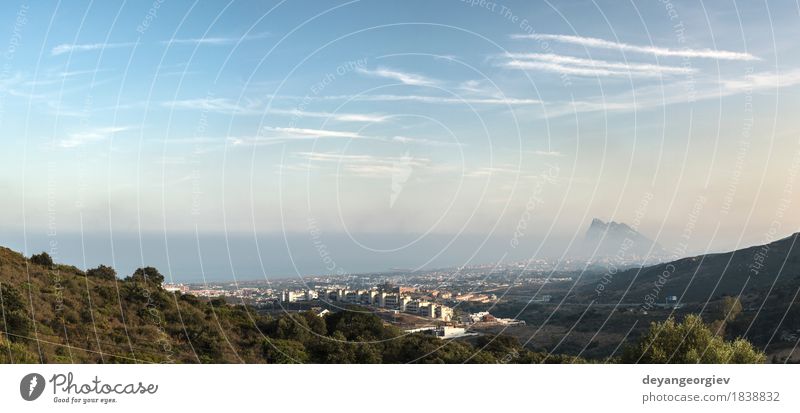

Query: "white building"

xmin=163 ymin=283 xmax=189 ymax=294
xmin=399 ymin=296 xmax=411 ymax=312
xmin=435 ymin=306 xmax=453 ymax=322
xmin=406 ymin=299 xmax=422 ymax=313
xmin=280 ymin=290 xmax=297 ymax=303
xmin=435 ymin=326 xmax=468 ymax=339
xmin=419 ymin=303 xmax=436 ymax=318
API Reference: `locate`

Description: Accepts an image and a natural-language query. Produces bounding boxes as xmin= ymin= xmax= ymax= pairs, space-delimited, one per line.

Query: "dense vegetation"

xmin=0 ymin=247 xmax=764 ymax=363
xmin=622 ymin=314 xmax=765 ymax=363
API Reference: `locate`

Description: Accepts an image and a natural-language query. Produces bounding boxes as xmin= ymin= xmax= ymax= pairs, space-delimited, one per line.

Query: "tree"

xmin=721 ymin=296 xmax=743 ymax=321
xmin=30 ymin=252 xmax=54 ymax=267
xmin=0 ymin=284 xmax=32 ymax=342
xmin=126 ymin=267 xmax=165 ymax=285
xmin=325 ymin=308 xmax=392 ymax=341
xmin=262 ymin=339 xmax=309 ymax=363
xmin=476 ymin=334 xmax=522 ymax=358
xmin=622 ymin=314 xmax=765 ymax=364
xmin=312 ymin=331 xmax=356 ymax=363
xmin=87 ymin=265 xmax=117 ymax=280
xmin=710 ymin=296 xmax=743 ymax=336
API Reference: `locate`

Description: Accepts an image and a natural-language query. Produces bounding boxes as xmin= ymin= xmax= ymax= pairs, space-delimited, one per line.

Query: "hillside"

xmin=581 ymin=232 xmax=800 ymax=304
xmin=0 ymin=246 xmax=575 ymax=364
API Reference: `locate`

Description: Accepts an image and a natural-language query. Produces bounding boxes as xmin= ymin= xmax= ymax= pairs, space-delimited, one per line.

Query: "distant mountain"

xmin=580 ymin=232 xmax=800 ymax=304
xmin=575 ymin=218 xmax=667 ymax=262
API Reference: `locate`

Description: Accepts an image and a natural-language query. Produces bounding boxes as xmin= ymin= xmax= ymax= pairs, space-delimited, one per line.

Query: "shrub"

xmin=30 ymin=252 xmax=54 ymax=267
xmin=622 ymin=314 xmax=765 ymax=364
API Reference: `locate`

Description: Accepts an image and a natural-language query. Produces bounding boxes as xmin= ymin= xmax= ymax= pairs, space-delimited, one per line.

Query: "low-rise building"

xmin=399 ymin=296 xmax=411 ymax=312
xmin=163 ymin=283 xmax=189 ymax=294
xmin=419 ymin=303 xmax=436 ymax=318
xmin=360 ymin=290 xmax=376 ymax=305
xmin=435 ymin=305 xmax=453 ymax=322
xmin=405 ymin=299 xmax=422 ymax=314
xmin=345 ymin=290 xmax=360 ymax=303
xmin=383 ymin=294 xmax=399 ymax=308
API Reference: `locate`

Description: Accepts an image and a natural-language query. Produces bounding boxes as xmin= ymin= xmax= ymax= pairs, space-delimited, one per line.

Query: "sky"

xmin=0 ymin=0 xmax=799 ymax=281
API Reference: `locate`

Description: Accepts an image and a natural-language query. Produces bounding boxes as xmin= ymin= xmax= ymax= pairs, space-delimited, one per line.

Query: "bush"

xmin=622 ymin=314 xmax=765 ymax=364
xmin=262 ymin=339 xmax=309 ymax=363
xmin=30 ymin=252 xmax=54 ymax=267
xmin=87 ymin=265 xmax=117 ymax=280
xmin=0 ymin=284 xmax=32 ymax=342
xmin=125 ymin=267 xmax=165 ymax=285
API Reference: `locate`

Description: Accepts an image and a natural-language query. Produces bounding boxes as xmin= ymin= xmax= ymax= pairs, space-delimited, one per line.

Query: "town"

xmin=158 ymin=262 xmax=570 ymax=338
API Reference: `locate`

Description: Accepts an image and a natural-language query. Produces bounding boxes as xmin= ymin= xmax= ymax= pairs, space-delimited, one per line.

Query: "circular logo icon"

xmin=20 ymin=373 xmax=45 ymax=401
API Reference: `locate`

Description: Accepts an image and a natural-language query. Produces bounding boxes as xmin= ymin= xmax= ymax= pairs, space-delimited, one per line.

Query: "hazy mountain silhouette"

xmin=575 ymin=218 xmax=667 ymax=262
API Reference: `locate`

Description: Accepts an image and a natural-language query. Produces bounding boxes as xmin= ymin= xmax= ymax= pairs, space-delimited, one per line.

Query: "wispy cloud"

xmin=162 ymin=98 xmax=262 ymax=114
xmin=530 ymin=150 xmax=563 ymax=157
xmin=357 ymin=67 xmax=438 ymax=86
xmin=51 ymin=32 xmax=269 ymax=56
xmin=267 ymin=108 xmax=388 ymax=123
xmin=721 ymin=68 xmax=800 ymax=93
xmin=391 ymin=135 xmax=461 ymax=147
xmin=229 ymin=127 xmax=363 ymax=147
xmin=56 ymin=68 xmax=110 ymax=78
xmin=58 ymin=126 xmax=130 ymax=148
xmin=500 ymin=53 xmax=694 ymax=77
xmin=163 ymin=98 xmax=387 ymax=122
xmin=51 ymin=42 xmax=135 ymax=56
xmin=263 ymin=126 xmax=361 ymax=139
xmin=541 ymin=68 xmax=800 ymax=118
xmin=293 ymin=151 xmax=431 ymax=177
xmin=320 ymin=93 xmax=541 ymax=106
xmin=512 ymin=34 xmax=760 ymax=61
xmin=465 ymin=165 xmax=523 ymax=178
xmin=161 ymin=32 xmax=269 ymax=46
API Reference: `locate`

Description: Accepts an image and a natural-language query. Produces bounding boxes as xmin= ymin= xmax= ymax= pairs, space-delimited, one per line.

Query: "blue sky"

xmin=1 ymin=0 xmax=799 ymax=280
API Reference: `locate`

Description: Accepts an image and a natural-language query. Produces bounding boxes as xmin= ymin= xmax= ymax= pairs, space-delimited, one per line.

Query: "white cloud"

xmin=51 ymin=42 xmax=135 ymax=56
xmin=161 ymin=32 xmax=269 ymax=46
xmin=57 ymin=68 xmax=109 ymax=78
xmin=512 ymin=33 xmax=759 ymax=61
xmin=58 ymin=126 xmax=130 ymax=148
xmin=262 ymin=126 xmax=361 ymax=139
xmin=163 ymin=98 xmax=387 ymax=122
xmin=162 ymin=98 xmax=261 ymax=114
xmin=721 ymin=68 xmax=800 ymax=93
xmin=267 ymin=108 xmax=387 ymax=123
xmin=229 ymin=127 xmax=363 ymax=147
xmin=530 ymin=150 xmax=563 ymax=157
xmin=51 ymin=32 xmax=269 ymax=57
xmin=391 ymin=135 xmax=461 ymax=147
xmin=321 ymin=93 xmax=541 ymax=106
xmin=500 ymin=53 xmax=694 ymax=77
xmin=540 ymin=68 xmax=800 ymax=118
xmin=465 ymin=165 xmax=523 ymax=178
xmin=293 ymin=151 xmax=431 ymax=177
xmin=357 ymin=67 xmax=437 ymax=86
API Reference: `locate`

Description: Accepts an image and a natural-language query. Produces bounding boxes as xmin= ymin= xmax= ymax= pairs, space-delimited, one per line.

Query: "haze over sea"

xmin=3 ymin=231 xmax=588 ymax=282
